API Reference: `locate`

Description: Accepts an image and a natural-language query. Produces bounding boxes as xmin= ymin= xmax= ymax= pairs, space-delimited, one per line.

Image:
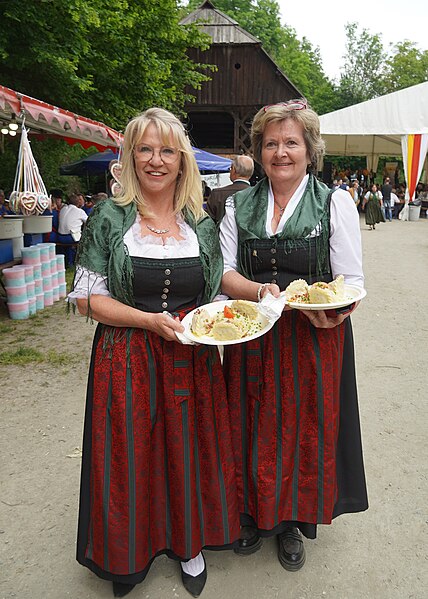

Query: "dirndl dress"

xmin=76 ymin=257 xmax=240 ymax=584
xmin=223 ymin=237 xmax=368 ymax=540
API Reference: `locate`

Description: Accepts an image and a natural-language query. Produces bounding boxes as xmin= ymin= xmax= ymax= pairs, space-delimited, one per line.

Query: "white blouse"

xmin=68 ymin=213 xmax=200 ymax=302
xmin=220 ymin=174 xmax=364 ymax=287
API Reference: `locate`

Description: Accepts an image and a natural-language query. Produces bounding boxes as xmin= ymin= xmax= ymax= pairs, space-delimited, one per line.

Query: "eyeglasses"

xmin=134 ymin=144 xmax=180 ymax=164
xmin=262 ymin=99 xmax=307 ymax=112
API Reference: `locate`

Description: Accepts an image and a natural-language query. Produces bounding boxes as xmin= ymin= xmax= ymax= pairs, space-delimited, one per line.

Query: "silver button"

xmin=271 ymin=248 xmax=277 ymax=254
xmin=163 ymin=288 xmax=169 ymax=294
xmin=271 ymin=258 xmax=276 ymax=264
xmin=162 ymin=301 xmax=168 ymax=308
xmin=272 ymin=279 xmax=277 ymax=284
xmin=161 ymin=294 xmax=167 ymax=300
xmin=165 ymin=269 xmax=171 ymax=275
xmin=164 ymin=279 xmax=170 ymax=286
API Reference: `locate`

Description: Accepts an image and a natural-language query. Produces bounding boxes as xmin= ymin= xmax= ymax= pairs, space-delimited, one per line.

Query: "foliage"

xmin=334 ymin=23 xmax=387 ymax=108
xmin=0 ymin=0 xmax=213 ymax=129
xmin=383 ymin=41 xmax=428 ymax=93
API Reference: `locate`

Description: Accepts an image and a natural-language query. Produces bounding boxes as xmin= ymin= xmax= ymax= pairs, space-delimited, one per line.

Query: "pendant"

xmin=146 ymin=224 xmax=170 ymax=234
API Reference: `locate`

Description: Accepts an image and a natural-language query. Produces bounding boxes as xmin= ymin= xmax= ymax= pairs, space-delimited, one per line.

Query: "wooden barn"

xmin=180 ymin=1 xmax=301 ymax=156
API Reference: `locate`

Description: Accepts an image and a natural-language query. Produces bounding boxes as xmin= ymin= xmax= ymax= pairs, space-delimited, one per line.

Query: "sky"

xmin=277 ymin=0 xmax=428 ymax=80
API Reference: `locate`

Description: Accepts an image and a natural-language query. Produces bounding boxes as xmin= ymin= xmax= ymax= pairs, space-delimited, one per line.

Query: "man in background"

xmin=206 ymin=155 xmax=254 ymax=224
xmin=58 ymin=193 xmax=88 ymax=241
xmin=381 ymin=177 xmax=393 ymax=221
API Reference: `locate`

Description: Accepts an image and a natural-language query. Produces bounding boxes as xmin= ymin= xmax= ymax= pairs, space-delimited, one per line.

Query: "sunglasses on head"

xmin=262 ymin=99 xmax=307 ymax=112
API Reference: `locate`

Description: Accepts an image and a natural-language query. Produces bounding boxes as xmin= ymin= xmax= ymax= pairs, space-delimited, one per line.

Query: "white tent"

xmin=319 ymin=82 xmax=428 ymax=172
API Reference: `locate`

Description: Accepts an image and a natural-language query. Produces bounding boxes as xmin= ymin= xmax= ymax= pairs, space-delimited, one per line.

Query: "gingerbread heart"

xmin=110 ymin=160 xmax=122 ymax=182
xmin=35 ymin=193 xmax=50 ymax=214
xmin=110 ymin=181 xmax=122 ymax=196
xmin=20 ymin=192 xmax=38 ymax=215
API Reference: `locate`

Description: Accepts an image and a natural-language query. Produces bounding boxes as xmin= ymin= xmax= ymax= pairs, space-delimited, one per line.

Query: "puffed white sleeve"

xmin=219 ymin=196 xmax=239 ymax=274
xmin=329 ymin=189 xmax=364 ymax=288
xmin=67 ymin=266 xmax=111 ymax=305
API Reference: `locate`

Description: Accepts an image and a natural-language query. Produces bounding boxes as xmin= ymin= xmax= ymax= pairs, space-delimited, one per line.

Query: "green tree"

xmin=335 ymin=22 xmax=386 ymax=108
xmin=383 ymin=41 xmax=428 ymax=93
xmin=0 ymin=0 xmax=212 ymax=129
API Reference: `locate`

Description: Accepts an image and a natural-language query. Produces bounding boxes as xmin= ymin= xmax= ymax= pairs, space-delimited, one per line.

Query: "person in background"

xmin=348 ymin=180 xmax=361 ymax=208
xmin=58 ymin=193 xmax=88 ymax=242
xmin=201 ymin=180 xmax=211 ymax=206
xmin=82 ymin=196 xmax=94 ymax=215
xmin=206 ymin=155 xmax=254 ymax=224
xmin=0 ymin=189 xmax=12 ymax=216
xmin=44 ymin=188 xmax=64 ymax=242
xmin=362 ymin=183 xmax=384 ymax=230
xmin=381 ymin=177 xmax=393 ymax=222
xmin=70 ymin=107 xmax=239 ymax=598
xmin=219 ymin=99 xmax=368 ymax=572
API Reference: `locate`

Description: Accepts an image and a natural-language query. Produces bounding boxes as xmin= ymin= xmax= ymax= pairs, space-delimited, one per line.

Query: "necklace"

xmin=146 ymin=223 xmax=170 ymax=234
xmin=143 ymin=211 xmax=176 ymax=235
xmin=274 ymin=199 xmax=287 ymax=214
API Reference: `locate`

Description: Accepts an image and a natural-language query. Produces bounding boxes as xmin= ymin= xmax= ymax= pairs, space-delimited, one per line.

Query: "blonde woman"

xmin=70 ymin=108 xmax=239 ymax=597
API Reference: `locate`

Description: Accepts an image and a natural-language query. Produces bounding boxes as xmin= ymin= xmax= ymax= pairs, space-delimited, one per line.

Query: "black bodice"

xmin=239 ymin=237 xmax=331 ymax=289
xmin=131 ymin=256 xmax=204 ymax=313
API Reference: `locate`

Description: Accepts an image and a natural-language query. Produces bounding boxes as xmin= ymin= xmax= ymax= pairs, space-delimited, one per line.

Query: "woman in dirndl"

xmin=70 ymin=108 xmax=239 ymax=597
xmin=219 ymin=100 xmax=368 ymax=571
xmin=363 ymin=183 xmax=385 ymax=229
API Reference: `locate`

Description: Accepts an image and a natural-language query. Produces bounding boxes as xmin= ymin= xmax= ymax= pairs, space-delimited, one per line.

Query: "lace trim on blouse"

xmin=68 ymin=213 xmax=200 ymax=302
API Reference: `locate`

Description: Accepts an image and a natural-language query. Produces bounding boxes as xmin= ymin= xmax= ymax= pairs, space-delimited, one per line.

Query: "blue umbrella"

xmin=59 ymin=147 xmax=231 ymax=176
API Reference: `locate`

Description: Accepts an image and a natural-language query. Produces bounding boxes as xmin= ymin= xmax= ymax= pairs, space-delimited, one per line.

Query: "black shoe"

xmin=112 ymin=581 xmax=136 ymax=597
xmin=180 ymin=555 xmax=207 ymax=598
xmin=233 ymin=525 xmax=263 ymax=556
xmin=277 ymin=527 xmax=306 ymax=571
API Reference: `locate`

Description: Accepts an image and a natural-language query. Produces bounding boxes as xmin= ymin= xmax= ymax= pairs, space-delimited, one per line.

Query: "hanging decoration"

xmin=9 ymin=124 xmax=51 ymax=215
xmin=109 ymin=144 xmax=123 ymax=196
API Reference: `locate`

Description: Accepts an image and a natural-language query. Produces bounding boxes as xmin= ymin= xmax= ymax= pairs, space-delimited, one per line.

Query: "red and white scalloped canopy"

xmin=0 ymin=85 xmax=123 ymax=150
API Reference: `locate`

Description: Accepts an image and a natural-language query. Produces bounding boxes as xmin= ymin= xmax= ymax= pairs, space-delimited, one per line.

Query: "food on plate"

xmin=191 ymin=307 xmax=212 ymax=336
xmin=211 ymin=320 xmax=246 ymax=341
xmin=231 ymin=299 xmax=259 ymax=319
xmin=190 ymin=301 xmax=263 ymax=341
xmin=284 ymin=278 xmax=309 ymax=301
xmin=285 ymin=275 xmax=347 ymax=305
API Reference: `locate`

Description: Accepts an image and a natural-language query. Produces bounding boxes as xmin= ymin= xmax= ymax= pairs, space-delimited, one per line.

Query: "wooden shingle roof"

xmin=180 ymin=1 xmax=260 ymax=44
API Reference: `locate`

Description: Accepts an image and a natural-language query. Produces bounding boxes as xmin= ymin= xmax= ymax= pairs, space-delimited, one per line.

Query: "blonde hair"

xmin=114 ymin=107 xmax=204 ymax=220
xmin=251 ymin=103 xmax=325 ymax=173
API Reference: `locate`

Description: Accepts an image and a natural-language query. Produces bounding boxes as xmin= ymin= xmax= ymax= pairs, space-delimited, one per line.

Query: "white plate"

xmin=286 ymin=284 xmax=367 ymax=311
xmin=181 ymin=300 xmax=274 ymax=346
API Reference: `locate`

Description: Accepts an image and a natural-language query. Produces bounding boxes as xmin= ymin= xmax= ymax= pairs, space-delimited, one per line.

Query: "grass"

xmin=0 ymin=346 xmax=79 ymax=366
xmin=0 ymin=323 xmax=15 ymax=335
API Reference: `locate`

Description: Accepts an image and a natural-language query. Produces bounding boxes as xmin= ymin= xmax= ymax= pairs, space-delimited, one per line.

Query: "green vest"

xmin=232 ymin=174 xmax=332 ymax=280
xmin=75 ymin=198 xmax=223 ymax=308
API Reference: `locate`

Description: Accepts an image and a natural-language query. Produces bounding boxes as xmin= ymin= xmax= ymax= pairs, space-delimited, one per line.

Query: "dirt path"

xmin=0 ymin=216 xmax=427 ymax=599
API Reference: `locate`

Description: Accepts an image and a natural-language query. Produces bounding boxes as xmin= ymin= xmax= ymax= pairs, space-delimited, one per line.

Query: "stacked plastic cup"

xmin=21 ymin=246 xmax=41 ymax=267
xmin=2 ymin=267 xmax=26 ymax=288
xmin=4 ymin=267 xmax=29 ymax=319
xmin=56 ymin=254 xmax=67 ymax=298
xmin=37 ymin=242 xmax=56 ymax=261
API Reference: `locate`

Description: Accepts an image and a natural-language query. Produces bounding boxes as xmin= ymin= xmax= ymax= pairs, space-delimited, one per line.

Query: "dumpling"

xmin=308 ymin=282 xmax=337 ymax=304
xmin=211 ymin=320 xmax=245 ymax=341
xmin=285 ymin=278 xmax=309 ymax=300
xmin=328 ymin=275 xmax=345 ymax=299
xmin=191 ymin=308 xmax=212 ymax=336
xmin=231 ymin=300 xmax=259 ymax=320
